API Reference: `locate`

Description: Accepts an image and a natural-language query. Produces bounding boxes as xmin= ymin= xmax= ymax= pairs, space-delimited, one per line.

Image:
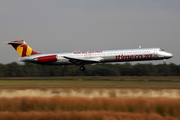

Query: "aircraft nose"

xmin=170 ymin=53 xmax=173 ymax=58
xmin=167 ymin=53 xmax=173 ymax=58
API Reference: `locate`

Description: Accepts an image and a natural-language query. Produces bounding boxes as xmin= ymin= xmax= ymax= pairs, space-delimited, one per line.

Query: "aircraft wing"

xmin=63 ymin=56 xmax=103 ymax=64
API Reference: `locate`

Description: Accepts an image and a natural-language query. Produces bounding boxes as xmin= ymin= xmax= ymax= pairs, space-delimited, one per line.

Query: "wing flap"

xmin=63 ymin=56 xmax=102 ymax=63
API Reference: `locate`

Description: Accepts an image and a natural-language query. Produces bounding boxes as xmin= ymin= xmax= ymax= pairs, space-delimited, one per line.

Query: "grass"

xmin=0 ymin=111 xmax=178 ymax=120
xmin=1 ymin=76 xmax=180 ymax=81
xmin=0 ymin=80 xmax=180 ymax=88
xmin=0 ymin=97 xmax=180 ymax=120
xmin=1 ymin=97 xmax=180 ymax=113
xmin=0 ymin=76 xmax=180 ymax=88
xmin=0 ymin=76 xmax=180 ymax=120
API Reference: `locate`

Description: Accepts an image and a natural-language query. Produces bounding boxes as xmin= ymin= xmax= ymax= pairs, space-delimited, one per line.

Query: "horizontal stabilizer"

xmin=8 ymin=40 xmax=25 ymax=45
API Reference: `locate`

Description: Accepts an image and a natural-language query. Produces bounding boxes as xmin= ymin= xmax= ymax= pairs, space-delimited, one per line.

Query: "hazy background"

xmin=0 ymin=0 xmax=179 ymax=64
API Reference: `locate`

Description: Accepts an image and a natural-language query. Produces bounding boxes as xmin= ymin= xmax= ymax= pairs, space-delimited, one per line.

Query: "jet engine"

xmin=36 ymin=55 xmax=57 ymax=62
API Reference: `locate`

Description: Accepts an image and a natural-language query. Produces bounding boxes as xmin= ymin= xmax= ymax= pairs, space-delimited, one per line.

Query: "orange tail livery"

xmin=8 ymin=40 xmax=40 ymax=57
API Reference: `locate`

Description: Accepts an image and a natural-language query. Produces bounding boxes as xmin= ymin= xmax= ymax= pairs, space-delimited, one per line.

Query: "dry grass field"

xmin=0 ymin=97 xmax=180 ymax=120
xmin=0 ymin=76 xmax=180 ymax=120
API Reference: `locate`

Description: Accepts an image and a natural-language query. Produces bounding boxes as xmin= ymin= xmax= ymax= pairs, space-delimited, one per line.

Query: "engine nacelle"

xmin=36 ymin=55 xmax=57 ymax=62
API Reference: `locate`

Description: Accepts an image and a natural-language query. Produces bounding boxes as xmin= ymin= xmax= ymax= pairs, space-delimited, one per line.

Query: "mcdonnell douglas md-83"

xmin=8 ymin=40 xmax=173 ymax=71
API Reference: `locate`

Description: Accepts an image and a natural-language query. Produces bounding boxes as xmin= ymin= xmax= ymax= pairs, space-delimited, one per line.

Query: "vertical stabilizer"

xmin=8 ymin=40 xmax=40 ymax=57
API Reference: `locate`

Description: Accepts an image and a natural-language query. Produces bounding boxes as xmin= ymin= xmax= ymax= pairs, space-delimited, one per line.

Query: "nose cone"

xmin=166 ymin=52 xmax=173 ymax=58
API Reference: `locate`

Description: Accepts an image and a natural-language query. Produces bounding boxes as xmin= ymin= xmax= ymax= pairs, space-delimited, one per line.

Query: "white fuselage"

xmin=19 ymin=47 xmax=173 ymax=65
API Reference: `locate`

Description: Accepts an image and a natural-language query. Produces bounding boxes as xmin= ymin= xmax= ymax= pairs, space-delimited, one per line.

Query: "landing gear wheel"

xmin=79 ymin=66 xmax=85 ymax=71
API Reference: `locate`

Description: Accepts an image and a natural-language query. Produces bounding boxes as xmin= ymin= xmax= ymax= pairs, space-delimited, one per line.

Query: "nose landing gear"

xmin=79 ymin=66 xmax=86 ymax=71
xmin=163 ymin=59 xmax=166 ymax=65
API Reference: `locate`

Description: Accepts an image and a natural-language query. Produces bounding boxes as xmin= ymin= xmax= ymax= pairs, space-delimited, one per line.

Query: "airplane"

xmin=7 ymin=40 xmax=173 ymax=71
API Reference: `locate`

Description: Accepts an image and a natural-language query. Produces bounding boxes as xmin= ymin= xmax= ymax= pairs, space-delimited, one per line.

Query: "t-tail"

xmin=8 ymin=40 xmax=40 ymax=57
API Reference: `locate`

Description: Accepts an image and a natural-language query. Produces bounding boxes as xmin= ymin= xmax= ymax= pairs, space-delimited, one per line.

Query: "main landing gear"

xmin=79 ymin=66 xmax=86 ymax=71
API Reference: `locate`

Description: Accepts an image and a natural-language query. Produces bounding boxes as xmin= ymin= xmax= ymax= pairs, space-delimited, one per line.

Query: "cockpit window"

xmin=159 ymin=48 xmax=164 ymax=51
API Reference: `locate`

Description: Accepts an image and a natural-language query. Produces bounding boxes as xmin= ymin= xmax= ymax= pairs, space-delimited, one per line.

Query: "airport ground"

xmin=0 ymin=76 xmax=180 ymax=120
xmin=1 ymin=76 xmax=180 ymax=87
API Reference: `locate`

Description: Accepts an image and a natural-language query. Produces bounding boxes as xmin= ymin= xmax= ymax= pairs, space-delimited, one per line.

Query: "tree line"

xmin=0 ymin=62 xmax=179 ymax=77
